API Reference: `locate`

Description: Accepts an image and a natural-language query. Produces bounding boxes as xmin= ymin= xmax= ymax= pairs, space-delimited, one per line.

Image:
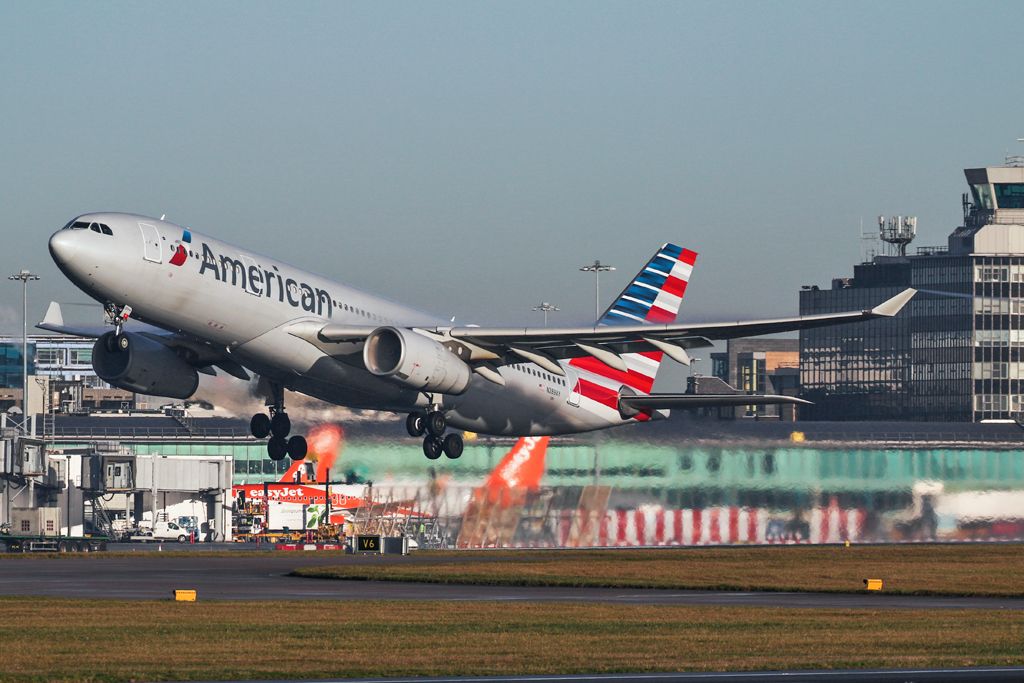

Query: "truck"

xmin=0 ymin=508 xmax=109 ymax=553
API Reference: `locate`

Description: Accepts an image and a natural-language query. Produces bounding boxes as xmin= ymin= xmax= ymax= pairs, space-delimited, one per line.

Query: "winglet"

xmin=41 ymin=301 xmax=65 ymax=328
xmin=871 ymin=288 xmax=916 ymax=317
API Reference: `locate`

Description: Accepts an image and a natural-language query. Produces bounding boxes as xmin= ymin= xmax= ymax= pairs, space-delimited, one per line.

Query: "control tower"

xmin=952 ymin=165 xmax=1024 ymax=253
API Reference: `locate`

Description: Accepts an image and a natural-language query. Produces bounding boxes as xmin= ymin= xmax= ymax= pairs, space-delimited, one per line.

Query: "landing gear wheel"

xmin=422 ymin=435 xmax=443 ymax=460
xmin=250 ymin=413 xmax=271 ymax=439
xmin=406 ymin=413 xmax=426 ymax=437
xmin=442 ymin=433 xmax=464 ymax=460
xmin=287 ymin=435 xmax=308 ymax=460
xmin=270 ymin=412 xmax=291 ymax=438
xmin=105 ymin=333 xmax=128 ymax=353
xmin=267 ymin=436 xmax=288 ymax=461
xmin=426 ymin=411 xmax=447 ymax=437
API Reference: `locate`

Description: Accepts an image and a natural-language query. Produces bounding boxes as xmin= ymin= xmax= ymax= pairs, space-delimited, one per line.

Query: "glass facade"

xmin=798 ymin=253 xmax=1013 ymax=420
xmin=969 ymin=256 xmax=1024 ymax=418
xmin=0 ymin=342 xmax=36 ymax=388
xmin=0 ymin=335 xmax=103 ymax=388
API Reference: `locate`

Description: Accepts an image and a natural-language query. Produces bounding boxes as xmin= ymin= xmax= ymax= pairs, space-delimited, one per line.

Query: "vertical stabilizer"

xmin=570 ymin=243 xmax=697 ymax=396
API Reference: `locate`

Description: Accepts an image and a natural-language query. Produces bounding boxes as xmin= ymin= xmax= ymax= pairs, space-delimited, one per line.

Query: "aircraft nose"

xmin=48 ymin=229 xmax=77 ymax=268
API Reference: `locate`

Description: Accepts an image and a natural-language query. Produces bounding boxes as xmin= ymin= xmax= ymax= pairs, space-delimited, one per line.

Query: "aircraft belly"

xmin=234 ymin=327 xmax=420 ymax=411
xmin=443 ymin=373 xmax=609 ymax=437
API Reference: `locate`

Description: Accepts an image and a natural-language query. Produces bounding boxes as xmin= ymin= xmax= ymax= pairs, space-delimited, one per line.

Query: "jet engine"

xmin=92 ymin=332 xmax=199 ymax=399
xmin=363 ymin=326 xmax=471 ymax=395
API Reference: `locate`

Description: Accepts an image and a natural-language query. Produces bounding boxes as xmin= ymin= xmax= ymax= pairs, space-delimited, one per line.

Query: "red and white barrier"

xmin=559 ymin=503 xmax=867 ymax=547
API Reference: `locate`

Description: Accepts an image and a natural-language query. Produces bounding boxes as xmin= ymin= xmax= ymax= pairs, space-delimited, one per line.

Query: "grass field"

xmin=293 ymin=545 xmax=1024 ymax=597
xmin=0 ymin=597 xmax=1021 ymax=681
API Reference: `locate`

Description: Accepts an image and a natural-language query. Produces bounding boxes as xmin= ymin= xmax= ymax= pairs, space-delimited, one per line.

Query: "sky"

xmin=2 ymin=1 xmax=1023 ymax=352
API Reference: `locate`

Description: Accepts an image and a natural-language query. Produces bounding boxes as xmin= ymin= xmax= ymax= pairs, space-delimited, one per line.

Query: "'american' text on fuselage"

xmin=198 ymin=243 xmax=333 ymax=318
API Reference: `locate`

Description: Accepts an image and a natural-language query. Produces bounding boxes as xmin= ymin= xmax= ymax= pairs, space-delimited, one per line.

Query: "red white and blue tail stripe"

xmin=599 ymin=243 xmax=697 ymax=326
xmin=569 ymin=243 xmax=697 ymax=418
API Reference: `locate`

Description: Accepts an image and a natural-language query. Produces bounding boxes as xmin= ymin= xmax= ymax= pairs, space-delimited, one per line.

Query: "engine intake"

xmin=93 ymin=332 xmax=199 ymax=399
xmin=363 ymin=327 xmax=471 ymax=395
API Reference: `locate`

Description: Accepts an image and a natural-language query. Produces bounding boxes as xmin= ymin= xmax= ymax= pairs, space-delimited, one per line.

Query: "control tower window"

xmin=971 ymin=184 xmax=994 ymax=210
xmin=994 ymin=183 xmax=1024 ymax=210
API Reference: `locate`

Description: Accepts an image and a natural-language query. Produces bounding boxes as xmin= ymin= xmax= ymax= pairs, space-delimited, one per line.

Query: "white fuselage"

xmin=49 ymin=213 xmax=649 ymax=436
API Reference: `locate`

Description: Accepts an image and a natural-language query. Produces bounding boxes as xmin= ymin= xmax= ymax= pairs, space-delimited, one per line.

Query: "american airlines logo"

xmin=197 ymin=242 xmax=334 ymax=318
xmin=169 ymin=229 xmax=191 ymax=267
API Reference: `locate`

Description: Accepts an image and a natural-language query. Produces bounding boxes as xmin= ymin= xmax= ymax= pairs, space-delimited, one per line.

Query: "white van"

xmin=132 ymin=521 xmax=192 ymax=543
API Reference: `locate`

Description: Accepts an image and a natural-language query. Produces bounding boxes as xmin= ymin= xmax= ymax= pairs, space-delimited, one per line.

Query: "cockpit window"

xmin=81 ymin=222 xmax=113 ymax=235
xmin=65 ymin=221 xmax=90 ymax=230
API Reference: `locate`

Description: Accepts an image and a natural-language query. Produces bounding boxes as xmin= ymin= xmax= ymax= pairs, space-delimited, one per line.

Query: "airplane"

xmin=43 ymin=213 xmax=916 ymax=460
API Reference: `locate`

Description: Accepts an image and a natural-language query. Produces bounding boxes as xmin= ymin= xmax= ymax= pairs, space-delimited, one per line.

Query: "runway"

xmin=246 ymin=670 xmax=1024 ymax=683
xmin=1 ymin=553 xmax=1022 ymax=610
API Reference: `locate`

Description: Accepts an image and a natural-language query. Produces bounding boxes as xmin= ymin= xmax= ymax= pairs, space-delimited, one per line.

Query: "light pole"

xmin=9 ymin=270 xmax=39 ymax=432
xmin=579 ymin=260 xmax=615 ymax=321
xmin=531 ymin=302 xmax=559 ymax=327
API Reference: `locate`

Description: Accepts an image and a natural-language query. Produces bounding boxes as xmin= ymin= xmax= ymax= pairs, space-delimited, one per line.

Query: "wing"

xmin=36 ymin=302 xmax=250 ymax=381
xmin=436 ymin=287 xmax=917 ymax=375
xmin=289 ymin=288 xmax=915 ymax=382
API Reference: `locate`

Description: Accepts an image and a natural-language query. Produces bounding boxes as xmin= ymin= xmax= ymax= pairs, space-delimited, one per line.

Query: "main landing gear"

xmin=406 ymin=410 xmax=463 ymax=460
xmin=250 ymin=386 xmax=307 ymax=461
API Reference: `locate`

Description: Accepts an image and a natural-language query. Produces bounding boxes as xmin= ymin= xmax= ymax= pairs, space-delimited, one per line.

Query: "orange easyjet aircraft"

xmin=234 ymin=427 xmax=550 ymax=524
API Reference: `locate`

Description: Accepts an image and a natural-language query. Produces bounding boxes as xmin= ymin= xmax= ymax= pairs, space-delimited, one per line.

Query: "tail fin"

xmin=484 ymin=436 xmax=549 ymax=504
xmin=599 ymin=243 xmax=697 ymax=325
xmin=278 ymin=424 xmax=345 ymax=483
xmin=570 ymin=243 xmax=697 ymax=396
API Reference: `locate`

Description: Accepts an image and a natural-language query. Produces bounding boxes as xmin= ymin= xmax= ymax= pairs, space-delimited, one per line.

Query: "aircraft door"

xmin=567 ymin=372 xmax=581 ymax=407
xmin=139 ymin=222 xmax=162 ymax=263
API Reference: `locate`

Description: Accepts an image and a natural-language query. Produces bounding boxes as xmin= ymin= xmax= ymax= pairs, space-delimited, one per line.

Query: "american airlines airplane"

xmin=43 ymin=213 xmax=915 ymax=461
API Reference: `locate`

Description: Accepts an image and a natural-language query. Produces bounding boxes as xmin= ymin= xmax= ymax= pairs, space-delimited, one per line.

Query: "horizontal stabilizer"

xmin=37 ymin=301 xmax=109 ymax=338
xmin=619 ymin=393 xmax=811 ymax=411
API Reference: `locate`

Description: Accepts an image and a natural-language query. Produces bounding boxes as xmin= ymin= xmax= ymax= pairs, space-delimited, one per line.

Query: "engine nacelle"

xmin=93 ymin=332 xmax=199 ymax=399
xmin=363 ymin=326 xmax=472 ymax=395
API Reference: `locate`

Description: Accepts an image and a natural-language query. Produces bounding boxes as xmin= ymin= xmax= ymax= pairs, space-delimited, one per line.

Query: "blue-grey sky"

xmin=2 ymin=1 xmax=1022 ymax=338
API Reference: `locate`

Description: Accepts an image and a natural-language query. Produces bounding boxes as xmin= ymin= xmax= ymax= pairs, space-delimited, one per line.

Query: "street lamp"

xmin=579 ymin=260 xmax=615 ymax=321
xmin=531 ymin=302 xmax=560 ymax=327
xmin=8 ymin=270 xmax=39 ymax=432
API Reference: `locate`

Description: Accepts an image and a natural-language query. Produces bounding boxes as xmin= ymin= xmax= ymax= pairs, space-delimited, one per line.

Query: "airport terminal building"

xmin=800 ymin=164 xmax=1024 ymax=422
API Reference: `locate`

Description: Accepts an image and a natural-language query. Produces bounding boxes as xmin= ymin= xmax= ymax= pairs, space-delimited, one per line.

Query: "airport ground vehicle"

xmin=129 ymin=521 xmax=193 ymax=543
xmin=0 ymin=522 xmax=108 ymax=553
xmin=0 ymin=535 xmax=108 ymax=553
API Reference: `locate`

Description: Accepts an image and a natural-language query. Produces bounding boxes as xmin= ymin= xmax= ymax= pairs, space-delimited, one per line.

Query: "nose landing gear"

xmin=409 ymin=409 xmax=463 ymax=459
xmin=250 ymin=385 xmax=307 ymax=461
